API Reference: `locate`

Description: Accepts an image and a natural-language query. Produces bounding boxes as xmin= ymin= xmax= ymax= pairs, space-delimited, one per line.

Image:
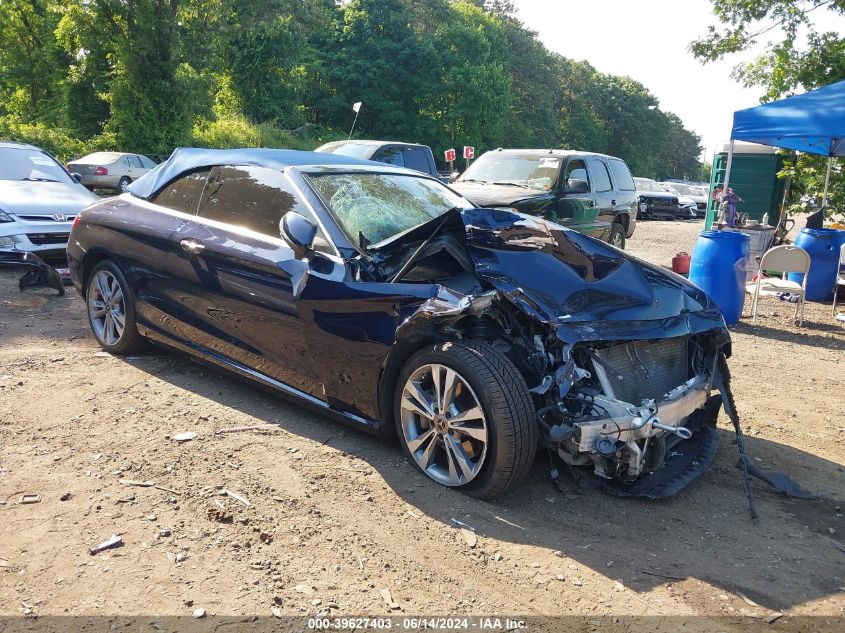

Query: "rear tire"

xmin=86 ymin=260 xmax=146 ymax=354
xmin=118 ymin=177 xmax=131 ymax=193
xmin=394 ymin=340 xmax=536 ymax=499
xmin=608 ymin=222 xmax=626 ymax=249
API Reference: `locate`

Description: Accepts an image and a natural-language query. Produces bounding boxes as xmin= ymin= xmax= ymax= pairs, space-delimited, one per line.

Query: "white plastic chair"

xmin=833 ymin=243 xmax=845 ymax=316
xmin=746 ymin=245 xmax=811 ymax=326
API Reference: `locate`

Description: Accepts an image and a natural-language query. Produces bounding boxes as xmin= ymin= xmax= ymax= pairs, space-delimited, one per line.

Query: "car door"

xmin=585 ymin=157 xmax=615 ymax=240
xmin=557 ymin=158 xmax=602 ymax=236
xmin=164 ymin=164 xmax=328 ymax=397
xmin=119 ymin=168 xmax=211 ymax=339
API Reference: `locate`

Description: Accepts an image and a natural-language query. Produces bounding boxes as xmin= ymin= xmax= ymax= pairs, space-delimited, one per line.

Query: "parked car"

xmin=661 ymin=182 xmax=707 ymax=218
xmin=634 ymin=177 xmax=681 ymax=219
xmin=68 ymin=148 xmax=731 ymax=500
xmin=314 ymin=140 xmax=442 ymax=181
xmin=0 ymin=141 xmax=99 ymax=267
xmin=67 ymin=151 xmax=157 ymax=192
xmin=450 ymin=149 xmax=637 ymax=249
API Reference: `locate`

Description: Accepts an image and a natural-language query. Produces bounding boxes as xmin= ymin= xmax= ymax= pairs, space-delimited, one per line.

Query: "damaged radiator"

xmin=591 ymin=337 xmax=689 ymax=404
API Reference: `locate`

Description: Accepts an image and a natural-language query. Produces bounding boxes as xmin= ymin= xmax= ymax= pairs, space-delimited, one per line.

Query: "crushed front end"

xmin=370 ymin=207 xmax=732 ymax=498
xmin=534 ymin=324 xmax=729 ymax=498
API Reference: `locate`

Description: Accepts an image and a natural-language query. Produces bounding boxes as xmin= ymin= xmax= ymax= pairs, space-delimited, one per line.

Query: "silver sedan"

xmin=67 ymin=152 xmax=157 ymax=192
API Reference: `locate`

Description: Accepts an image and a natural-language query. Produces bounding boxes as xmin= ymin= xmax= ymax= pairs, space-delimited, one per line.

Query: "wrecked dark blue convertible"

xmin=68 ymin=148 xmax=732 ymax=500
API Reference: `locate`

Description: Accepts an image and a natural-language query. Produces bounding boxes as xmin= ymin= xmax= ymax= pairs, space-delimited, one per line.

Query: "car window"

xmin=0 ymin=147 xmax=73 ymax=183
xmin=403 ymin=147 xmax=429 ymax=173
xmin=564 ymin=159 xmax=590 ymax=191
xmin=372 ymin=147 xmax=404 ymax=167
xmin=197 ymin=165 xmax=330 ymax=252
xmin=129 ymin=155 xmax=143 ymax=168
xmin=140 ymin=156 xmax=157 ymax=169
xmin=608 ymin=159 xmax=636 ymax=191
xmin=587 ymin=158 xmax=612 ymax=192
xmin=152 ymin=169 xmax=211 ymax=215
xmin=122 ymin=156 xmax=132 ymax=168
xmin=307 ymin=172 xmax=469 ymax=247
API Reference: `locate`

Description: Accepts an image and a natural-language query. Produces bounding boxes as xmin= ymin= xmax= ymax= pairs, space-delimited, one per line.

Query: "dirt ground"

xmin=1 ymin=219 xmax=843 ymax=627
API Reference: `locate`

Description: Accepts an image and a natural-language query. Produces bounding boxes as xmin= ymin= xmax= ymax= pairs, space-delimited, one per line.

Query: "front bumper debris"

xmin=0 ymin=250 xmax=66 ymax=295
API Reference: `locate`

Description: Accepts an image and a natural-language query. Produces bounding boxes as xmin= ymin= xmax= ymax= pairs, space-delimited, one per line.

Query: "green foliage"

xmin=693 ymin=1 xmax=844 ymax=212
xmin=781 ymin=154 xmax=844 ymax=219
xmin=692 ymin=0 xmax=845 ymax=97
xmin=0 ymin=0 xmax=703 ymax=178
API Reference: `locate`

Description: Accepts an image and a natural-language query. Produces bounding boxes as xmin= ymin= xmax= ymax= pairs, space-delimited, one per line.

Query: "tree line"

xmin=0 ymin=0 xmax=704 ymax=180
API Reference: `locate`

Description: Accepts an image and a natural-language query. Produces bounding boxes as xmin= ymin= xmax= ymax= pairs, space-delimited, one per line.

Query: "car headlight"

xmin=0 ymin=210 xmax=15 ymax=223
xmin=639 ymin=202 xmax=648 ymax=212
xmin=0 ymin=236 xmax=15 ymax=246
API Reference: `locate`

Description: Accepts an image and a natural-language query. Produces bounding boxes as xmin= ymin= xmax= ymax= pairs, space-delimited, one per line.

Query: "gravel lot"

xmin=1 ymin=219 xmax=843 ymax=628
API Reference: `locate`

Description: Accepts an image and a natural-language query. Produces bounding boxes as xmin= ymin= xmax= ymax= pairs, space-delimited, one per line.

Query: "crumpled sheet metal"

xmin=0 ymin=250 xmax=65 ymax=295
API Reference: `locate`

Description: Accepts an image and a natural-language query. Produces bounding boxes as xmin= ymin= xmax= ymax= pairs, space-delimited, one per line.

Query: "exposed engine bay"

xmin=360 ymin=208 xmax=731 ymax=497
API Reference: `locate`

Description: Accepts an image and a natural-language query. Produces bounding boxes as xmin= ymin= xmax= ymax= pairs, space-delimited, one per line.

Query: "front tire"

xmin=86 ymin=260 xmax=145 ymax=354
xmin=394 ymin=340 xmax=536 ymax=499
xmin=608 ymin=222 xmax=626 ymax=249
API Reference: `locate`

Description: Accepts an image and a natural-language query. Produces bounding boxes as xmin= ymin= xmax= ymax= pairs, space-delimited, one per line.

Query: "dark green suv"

xmin=450 ymin=149 xmax=637 ymax=249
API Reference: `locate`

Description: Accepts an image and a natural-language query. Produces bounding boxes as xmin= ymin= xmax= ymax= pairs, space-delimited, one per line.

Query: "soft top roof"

xmin=127 ymin=147 xmax=390 ymax=199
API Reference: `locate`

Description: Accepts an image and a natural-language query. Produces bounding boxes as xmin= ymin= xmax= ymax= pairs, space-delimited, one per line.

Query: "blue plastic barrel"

xmin=786 ymin=228 xmax=845 ymax=301
xmin=688 ymin=230 xmax=750 ymax=325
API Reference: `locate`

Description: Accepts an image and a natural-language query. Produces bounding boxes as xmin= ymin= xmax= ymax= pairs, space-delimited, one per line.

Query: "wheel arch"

xmin=79 ymin=249 xmax=115 ymax=297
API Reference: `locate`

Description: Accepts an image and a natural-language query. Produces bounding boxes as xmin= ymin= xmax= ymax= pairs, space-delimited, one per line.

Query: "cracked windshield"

xmin=307 ymin=172 xmax=469 ymax=246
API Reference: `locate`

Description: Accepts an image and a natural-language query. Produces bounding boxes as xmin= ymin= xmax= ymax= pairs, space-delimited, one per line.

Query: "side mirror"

xmin=71 ymin=172 xmax=83 ymax=184
xmin=280 ymin=212 xmax=318 ymax=259
xmin=565 ymin=178 xmax=589 ymax=194
xmin=448 ymin=172 xmax=461 ymax=183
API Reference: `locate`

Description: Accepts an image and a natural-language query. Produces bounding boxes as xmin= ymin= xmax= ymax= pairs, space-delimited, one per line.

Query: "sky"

xmin=513 ymin=0 xmax=844 ymax=162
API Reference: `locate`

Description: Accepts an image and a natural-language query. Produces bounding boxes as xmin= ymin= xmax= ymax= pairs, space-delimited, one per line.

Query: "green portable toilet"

xmin=705 ymin=143 xmax=791 ymax=229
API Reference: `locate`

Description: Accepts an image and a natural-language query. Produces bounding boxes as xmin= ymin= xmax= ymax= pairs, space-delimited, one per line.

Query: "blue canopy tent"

xmin=724 ymin=79 xmax=845 ymax=206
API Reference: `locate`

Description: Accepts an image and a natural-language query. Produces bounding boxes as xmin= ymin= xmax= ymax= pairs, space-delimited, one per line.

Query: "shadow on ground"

xmin=120 ymin=350 xmax=845 ymax=614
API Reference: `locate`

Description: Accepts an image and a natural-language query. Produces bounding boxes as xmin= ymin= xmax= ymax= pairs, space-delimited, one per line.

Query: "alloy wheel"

xmin=399 ymin=363 xmax=489 ymax=486
xmin=88 ymin=270 xmax=126 ymax=346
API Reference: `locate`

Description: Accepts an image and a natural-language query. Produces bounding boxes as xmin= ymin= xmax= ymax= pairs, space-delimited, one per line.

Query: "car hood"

xmin=450 ymin=181 xmax=544 ymax=207
xmin=378 ymin=208 xmax=718 ymax=333
xmin=0 ymin=180 xmax=98 ymax=217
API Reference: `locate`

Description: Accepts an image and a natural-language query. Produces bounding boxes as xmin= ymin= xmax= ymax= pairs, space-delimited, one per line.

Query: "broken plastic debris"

xmin=89 ymin=534 xmax=122 ymax=555
xmin=94 ymin=351 xmax=112 ymax=358
xmin=174 ymin=432 xmax=197 ymax=443
xmin=119 ymin=479 xmax=155 ymax=487
xmin=450 ymin=518 xmax=476 ymax=531
xmin=20 ymin=494 xmax=41 ymax=504
xmin=379 ymin=588 xmax=400 ymax=610
xmin=222 ymin=488 xmax=252 ymax=507
xmin=460 ymin=528 xmax=477 ymax=548
xmin=739 ymin=460 xmax=817 ymax=499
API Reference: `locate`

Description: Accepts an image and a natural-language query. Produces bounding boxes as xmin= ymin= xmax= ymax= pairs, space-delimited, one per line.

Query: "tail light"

xmin=94 ymin=166 xmax=108 ymax=176
xmin=72 ymin=215 xmax=82 ymax=229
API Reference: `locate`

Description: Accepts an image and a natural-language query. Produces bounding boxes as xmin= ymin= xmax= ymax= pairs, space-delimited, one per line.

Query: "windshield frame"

xmin=301 ymin=168 xmax=473 ymax=254
xmin=0 ymin=146 xmax=74 ymax=184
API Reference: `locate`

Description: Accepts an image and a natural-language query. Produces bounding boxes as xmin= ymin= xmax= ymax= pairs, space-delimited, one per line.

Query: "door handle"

xmin=180 ymin=239 xmax=206 ymax=253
